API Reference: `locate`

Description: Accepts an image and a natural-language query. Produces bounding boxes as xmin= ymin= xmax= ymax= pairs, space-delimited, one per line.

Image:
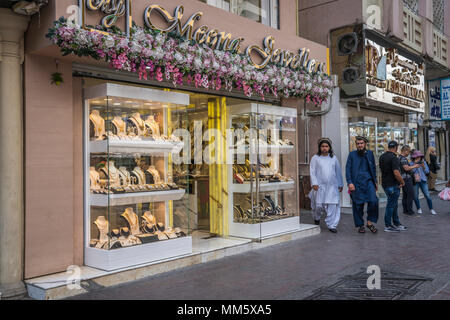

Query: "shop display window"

xmin=228 ymin=103 xmax=299 ymax=238
xmin=84 ymin=83 xmax=192 ymax=271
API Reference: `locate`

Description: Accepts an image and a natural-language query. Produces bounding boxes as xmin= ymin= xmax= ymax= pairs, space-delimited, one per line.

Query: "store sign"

xmin=440 ymin=78 xmax=450 ymax=120
xmin=365 ymin=38 xmax=425 ymax=112
xmin=80 ymin=1 xmax=326 ymax=73
xmin=429 ymin=79 xmax=442 ymax=120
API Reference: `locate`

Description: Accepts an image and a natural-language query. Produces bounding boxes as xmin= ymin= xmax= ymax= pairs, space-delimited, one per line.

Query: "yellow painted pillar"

xmin=208 ymin=98 xmax=229 ymax=236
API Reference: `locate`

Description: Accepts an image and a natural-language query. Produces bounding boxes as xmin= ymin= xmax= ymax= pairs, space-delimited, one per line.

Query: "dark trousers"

xmin=402 ymin=177 xmax=415 ymax=214
xmin=352 ymin=201 xmax=379 ymax=227
xmin=384 ymin=185 xmax=401 ymax=227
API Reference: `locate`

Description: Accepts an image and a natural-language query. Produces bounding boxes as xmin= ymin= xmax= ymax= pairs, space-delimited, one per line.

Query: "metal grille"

xmin=305 ymin=270 xmax=432 ymax=300
xmin=403 ymin=0 xmax=418 ymax=14
xmin=433 ymin=0 xmax=445 ymax=32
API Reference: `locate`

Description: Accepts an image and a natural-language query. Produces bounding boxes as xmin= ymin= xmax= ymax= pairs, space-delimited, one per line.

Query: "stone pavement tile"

xmin=429 ymin=283 xmax=450 ymax=300
xmin=67 ymin=195 xmax=450 ymax=300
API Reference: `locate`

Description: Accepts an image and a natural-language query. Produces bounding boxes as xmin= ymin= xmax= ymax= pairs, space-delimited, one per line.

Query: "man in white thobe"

xmin=309 ymin=138 xmax=344 ymax=233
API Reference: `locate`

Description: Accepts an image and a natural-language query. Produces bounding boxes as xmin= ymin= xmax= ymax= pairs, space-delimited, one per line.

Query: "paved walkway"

xmin=68 ymin=193 xmax=450 ymax=300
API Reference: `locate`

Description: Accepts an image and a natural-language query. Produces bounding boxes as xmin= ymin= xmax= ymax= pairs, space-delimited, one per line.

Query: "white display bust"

xmin=89 ymin=109 xmax=106 ymax=140
xmin=130 ymin=112 xmax=147 ymax=136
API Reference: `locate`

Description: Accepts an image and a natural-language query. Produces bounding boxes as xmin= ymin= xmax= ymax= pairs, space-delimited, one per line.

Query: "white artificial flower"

xmin=104 ymin=35 xmax=115 ymax=48
xmin=154 ymin=47 xmax=164 ymax=59
xmin=256 ymin=73 xmax=264 ymax=82
xmin=179 ymin=41 xmax=189 ymax=51
xmin=283 ymin=78 xmax=289 ymax=86
xmin=194 ymin=58 xmax=202 ymax=69
xmin=130 ymin=42 xmax=142 ymax=53
xmin=78 ymin=32 xmax=89 ymax=46
xmin=174 ymin=52 xmax=184 ymax=62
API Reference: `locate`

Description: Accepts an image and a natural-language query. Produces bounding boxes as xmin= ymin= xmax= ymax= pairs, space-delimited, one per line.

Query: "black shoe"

xmin=329 ymin=228 xmax=337 ymax=233
xmin=314 ymin=220 xmax=320 ymax=225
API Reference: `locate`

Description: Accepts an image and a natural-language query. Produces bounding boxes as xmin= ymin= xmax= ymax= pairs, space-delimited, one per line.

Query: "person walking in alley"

xmin=379 ymin=141 xmax=406 ymax=232
xmin=425 ymin=146 xmax=440 ymax=191
xmin=410 ymin=150 xmax=437 ymax=215
xmin=399 ymin=145 xmax=420 ymax=217
xmin=309 ymin=138 xmax=344 ymax=233
xmin=345 ymin=136 xmax=379 ymax=234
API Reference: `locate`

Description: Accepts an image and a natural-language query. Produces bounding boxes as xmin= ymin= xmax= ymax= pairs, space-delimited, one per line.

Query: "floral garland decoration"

xmin=46 ymin=17 xmax=333 ymax=105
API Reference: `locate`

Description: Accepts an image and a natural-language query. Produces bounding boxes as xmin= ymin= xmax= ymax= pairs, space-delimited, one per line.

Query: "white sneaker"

xmin=431 ymin=210 xmax=437 ymax=215
xmin=417 ymin=209 xmax=423 ymax=214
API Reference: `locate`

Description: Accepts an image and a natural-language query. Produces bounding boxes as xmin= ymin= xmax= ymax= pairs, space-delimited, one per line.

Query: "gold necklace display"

xmin=145 ymin=116 xmax=160 ymax=137
xmin=101 ymin=162 xmax=120 ymax=187
xmin=112 ymin=116 xmax=127 ymax=135
xmin=130 ymin=113 xmax=147 ymax=136
xmin=147 ymin=166 xmax=161 ymax=183
xmin=89 ymin=110 xmax=106 ymax=138
xmin=121 ymin=208 xmax=140 ymax=235
xmin=132 ymin=167 xmax=146 ymax=185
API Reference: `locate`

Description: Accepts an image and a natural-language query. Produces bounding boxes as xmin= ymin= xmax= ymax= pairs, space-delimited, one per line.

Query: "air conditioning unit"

xmin=337 ymin=32 xmax=359 ymax=56
xmin=330 ymin=24 xmax=366 ymax=100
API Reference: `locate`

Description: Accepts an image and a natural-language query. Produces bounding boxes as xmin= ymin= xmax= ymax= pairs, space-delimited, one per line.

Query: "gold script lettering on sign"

xmin=143 ymin=4 xmax=244 ymax=53
xmin=144 ymin=5 xmax=202 ymax=40
xmin=86 ymin=0 xmax=126 ymax=29
xmin=246 ymin=36 xmax=275 ymax=69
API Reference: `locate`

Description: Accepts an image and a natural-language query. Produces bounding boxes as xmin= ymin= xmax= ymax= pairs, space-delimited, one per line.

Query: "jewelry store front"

xmin=82 ymin=78 xmax=302 ymax=271
xmin=22 ymin=0 xmax=331 ymax=283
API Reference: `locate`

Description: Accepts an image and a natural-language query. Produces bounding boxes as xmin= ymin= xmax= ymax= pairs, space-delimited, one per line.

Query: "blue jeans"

xmin=384 ymin=186 xmax=401 ymax=227
xmin=413 ymin=180 xmax=433 ymax=210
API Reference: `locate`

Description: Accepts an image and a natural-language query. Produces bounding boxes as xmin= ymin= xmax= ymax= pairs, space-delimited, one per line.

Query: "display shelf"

xmin=85 ymin=236 xmax=192 ymax=271
xmin=90 ymin=189 xmax=186 ymax=206
xmin=229 ymin=145 xmax=294 ymax=155
xmin=229 ymin=216 xmax=299 ymax=239
xmin=231 ymin=180 xmax=295 ymax=193
xmin=89 ymin=139 xmax=184 ymax=155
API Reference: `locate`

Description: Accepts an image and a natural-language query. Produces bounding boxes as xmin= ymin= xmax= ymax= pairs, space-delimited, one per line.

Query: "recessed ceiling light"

xmin=113 ymin=102 xmax=121 ymax=106
xmin=125 ymin=100 xmax=133 ymax=103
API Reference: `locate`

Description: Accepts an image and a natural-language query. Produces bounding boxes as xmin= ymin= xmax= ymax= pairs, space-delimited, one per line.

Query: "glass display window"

xmin=84 ymin=82 xmax=192 ymax=271
xmin=228 ymin=103 xmax=299 ymax=239
xmin=348 ymin=117 xmax=377 ymax=153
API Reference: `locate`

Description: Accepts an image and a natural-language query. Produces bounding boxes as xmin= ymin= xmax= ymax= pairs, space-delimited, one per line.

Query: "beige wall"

xmin=24 ymin=55 xmax=83 ymax=278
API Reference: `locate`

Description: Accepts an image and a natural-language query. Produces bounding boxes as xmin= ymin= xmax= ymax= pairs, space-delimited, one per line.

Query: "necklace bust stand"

xmin=89 ymin=110 xmax=106 ymax=140
xmin=132 ymin=166 xmax=146 ymax=186
xmin=129 ymin=112 xmax=147 ymax=137
xmin=112 ymin=116 xmax=127 ymax=137
xmin=147 ymin=165 xmax=161 ymax=184
xmin=89 ymin=167 xmax=101 ymax=191
xmin=121 ymin=207 xmax=140 ymax=236
xmin=94 ymin=216 xmax=109 ymax=248
xmin=100 ymin=161 xmax=121 ymax=188
xmin=145 ymin=115 xmax=160 ymax=138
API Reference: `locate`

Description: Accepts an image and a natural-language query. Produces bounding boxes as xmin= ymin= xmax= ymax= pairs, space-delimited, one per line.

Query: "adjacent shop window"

xmin=200 ymin=0 xmax=279 ymax=29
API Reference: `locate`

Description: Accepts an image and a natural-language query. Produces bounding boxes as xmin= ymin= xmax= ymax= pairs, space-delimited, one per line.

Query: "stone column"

xmin=0 ymin=9 xmax=29 ymax=299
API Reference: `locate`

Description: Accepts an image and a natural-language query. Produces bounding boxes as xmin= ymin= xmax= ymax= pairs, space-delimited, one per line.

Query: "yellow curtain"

xmin=208 ymin=97 xmax=229 ymax=236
